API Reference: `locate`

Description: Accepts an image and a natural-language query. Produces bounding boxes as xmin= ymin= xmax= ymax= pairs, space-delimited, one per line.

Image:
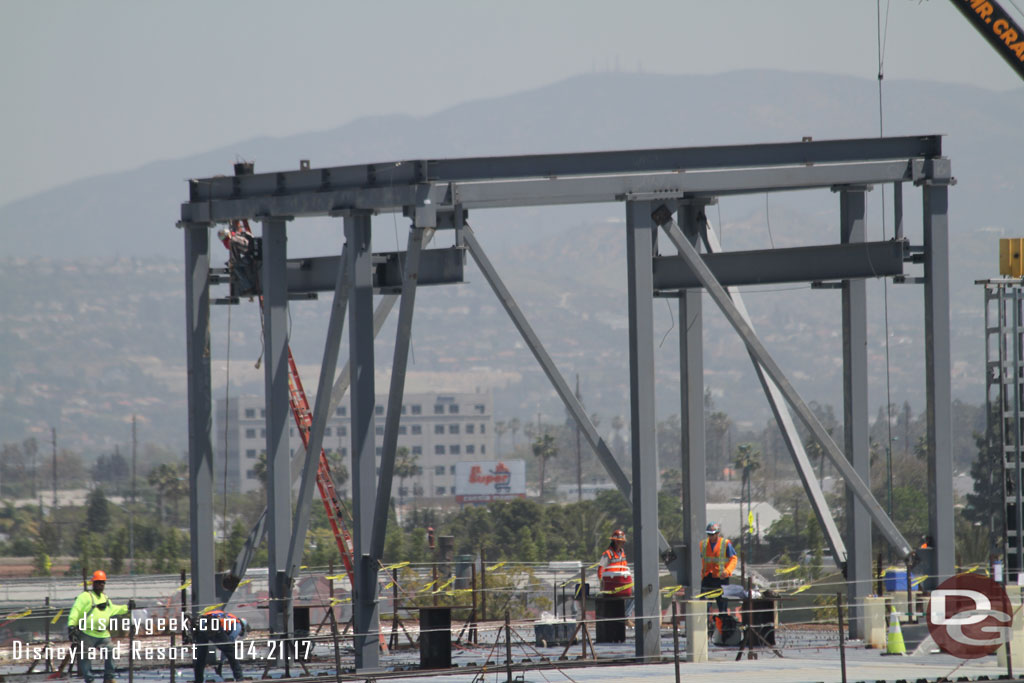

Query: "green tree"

xmin=86 ymin=488 xmax=111 ymax=534
xmin=531 ymin=434 xmax=558 ymax=499
xmin=964 ymin=420 xmax=1002 ymax=546
xmin=661 ymin=469 xmax=683 ymax=501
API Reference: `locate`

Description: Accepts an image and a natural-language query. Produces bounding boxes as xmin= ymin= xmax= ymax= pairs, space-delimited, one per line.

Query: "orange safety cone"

xmin=882 ymin=606 xmax=906 ymax=656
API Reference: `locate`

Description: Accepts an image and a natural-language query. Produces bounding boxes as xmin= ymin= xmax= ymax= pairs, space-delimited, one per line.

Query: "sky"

xmin=2 ymin=0 xmax=1023 ymax=207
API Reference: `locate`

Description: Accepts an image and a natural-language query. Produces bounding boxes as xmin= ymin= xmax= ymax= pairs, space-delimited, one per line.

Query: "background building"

xmin=216 ymin=390 xmax=495 ymax=499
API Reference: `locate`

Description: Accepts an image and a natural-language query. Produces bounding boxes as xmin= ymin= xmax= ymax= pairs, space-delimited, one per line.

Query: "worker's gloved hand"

xmin=67 ymin=625 xmax=81 ymax=641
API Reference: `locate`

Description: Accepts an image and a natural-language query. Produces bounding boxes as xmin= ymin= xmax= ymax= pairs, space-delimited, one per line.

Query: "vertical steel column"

xmin=261 ymin=218 xmax=291 ymax=637
xmin=184 ymin=223 xmax=215 ymax=613
xmin=346 ymin=212 xmax=379 ymax=670
xmin=1014 ymin=291 xmax=1023 ymax=581
xmin=371 ymin=222 xmax=426 ymax=559
xmin=923 ymin=180 xmax=955 ymax=582
xmin=678 ymin=203 xmax=706 ymax=596
xmin=285 ymin=245 xmax=348 ymax=580
xmin=840 ymin=189 xmax=870 ymax=638
xmin=625 ymin=199 xmax=660 ymax=659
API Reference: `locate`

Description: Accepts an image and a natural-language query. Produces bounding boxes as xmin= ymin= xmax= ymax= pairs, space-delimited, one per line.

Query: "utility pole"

xmin=51 ymin=428 xmax=57 ymax=509
xmin=130 ymin=415 xmax=137 ymax=575
xmin=575 ymin=374 xmax=582 ymax=503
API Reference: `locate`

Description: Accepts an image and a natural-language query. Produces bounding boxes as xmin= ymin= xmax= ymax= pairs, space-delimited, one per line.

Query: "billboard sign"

xmin=455 ymin=460 xmax=526 ymax=502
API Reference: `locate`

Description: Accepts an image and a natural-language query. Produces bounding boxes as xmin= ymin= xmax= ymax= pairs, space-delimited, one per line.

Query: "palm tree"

xmin=531 ymin=433 xmax=558 ymax=499
xmin=147 ymin=462 xmax=187 ymax=524
xmin=509 ymin=418 xmax=521 ymax=448
xmin=495 ymin=421 xmax=508 ymax=455
xmin=393 ymin=447 xmax=418 ymax=506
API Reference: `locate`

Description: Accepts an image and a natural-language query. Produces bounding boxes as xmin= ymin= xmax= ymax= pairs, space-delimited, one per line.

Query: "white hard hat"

xmin=217 ymin=227 xmax=231 ymax=240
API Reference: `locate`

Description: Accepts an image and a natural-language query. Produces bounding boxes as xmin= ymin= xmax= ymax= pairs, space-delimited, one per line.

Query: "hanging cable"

xmin=878 ymin=0 xmax=896 ymax=517
xmin=764 ymin=194 xmax=776 ymax=249
xmin=222 ymin=292 xmax=232 ymax=542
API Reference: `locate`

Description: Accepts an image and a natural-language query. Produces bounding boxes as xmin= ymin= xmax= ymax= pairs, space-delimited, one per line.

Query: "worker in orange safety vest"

xmin=597 ymin=529 xmax=634 ymax=621
xmin=700 ymin=522 xmax=737 ymax=613
xmin=597 ymin=529 xmax=628 ymax=580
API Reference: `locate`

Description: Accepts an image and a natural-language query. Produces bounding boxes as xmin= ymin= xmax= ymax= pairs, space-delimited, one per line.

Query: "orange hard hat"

xmin=91 ymin=570 xmax=107 ymax=582
xmin=610 ymin=529 xmax=626 ymax=541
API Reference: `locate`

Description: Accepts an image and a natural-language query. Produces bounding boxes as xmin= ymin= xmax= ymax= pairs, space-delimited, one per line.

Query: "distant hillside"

xmin=1 ymin=70 xmax=1021 ymax=455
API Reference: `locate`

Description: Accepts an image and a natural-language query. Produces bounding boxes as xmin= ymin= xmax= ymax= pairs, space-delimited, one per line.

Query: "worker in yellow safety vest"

xmin=67 ymin=570 xmax=129 ymax=683
xmin=700 ymin=522 xmax=737 ymax=613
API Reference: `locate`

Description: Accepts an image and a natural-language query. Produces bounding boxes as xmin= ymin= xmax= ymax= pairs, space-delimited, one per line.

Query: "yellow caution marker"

xmin=883 ymin=606 xmax=906 ymax=655
xmin=775 ymin=564 xmax=801 ymax=575
xmin=694 ymin=588 xmax=723 ymax=599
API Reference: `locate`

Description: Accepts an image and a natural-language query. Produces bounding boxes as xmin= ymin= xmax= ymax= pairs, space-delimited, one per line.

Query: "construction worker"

xmin=700 ymin=522 xmax=737 ymax=613
xmin=192 ymin=609 xmax=247 ymax=683
xmin=67 ymin=570 xmax=129 ymax=683
xmin=598 ymin=529 xmax=634 ymax=622
xmin=597 ymin=529 xmax=629 ymax=581
xmin=217 ymin=222 xmax=258 ymax=295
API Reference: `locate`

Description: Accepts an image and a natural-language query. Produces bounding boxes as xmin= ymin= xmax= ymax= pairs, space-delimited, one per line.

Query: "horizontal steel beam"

xmin=238 ymin=247 xmax=463 ymax=295
xmin=187 ymin=135 xmax=942 ymax=204
xmin=181 ymin=157 xmax=948 ymax=223
xmin=653 ymin=240 xmax=905 ymax=290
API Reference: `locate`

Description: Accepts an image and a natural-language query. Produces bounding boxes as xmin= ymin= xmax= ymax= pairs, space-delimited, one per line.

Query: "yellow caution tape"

xmin=588 ymin=561 xmax=601 ymax=570
xmin=325 ymin=574 xmax=348 ymax=581
xmin=51 ymin=608 xmax=64 ymax=624
xmin=300 ymin=565 xmax=307 ymax=570
xmin=329 ymin=597 xmax=352 ymax=605
xmin=178 ymin=579 xmax=192 ymax=591
xmin=5 ymin=608 xmax=31 ymax=621
xmin=559 ymin=578 xmax=582 ymax=587
xmin=451 ymin=588 xmax=472 ymax=596
xmin=201 ymin=603 xmax=225 ymax=614
xmin=791 ymin=584 xmax=812 ymax=595
xmin=382 ymin=561 xmax=409 ymax=571
xmin=432 ymin=577 xmax=455 ymax=593
xmin=775 ymin=564 xmax=801 ymax=575
xmin=660 ymin=585 xmax=683 ymax=594
xmin=490 ymin=561 xmax=507 ymax=572
xmin=238 ymin=579 xmax=252 ymax=587
xmin=608 ymin=582 xmax=634 ymax=595
xmin=382 ymin=581 xmax=395 ymax=591
xmin=694 ymin=589 xmax=723 ymax=599
xmin=419 ymin=580 xmax=437 ymax=592
xmin=747 ymin=510 xmax=755 ymax=535
xmin=911 ymin=575 xmax=928 ymax=588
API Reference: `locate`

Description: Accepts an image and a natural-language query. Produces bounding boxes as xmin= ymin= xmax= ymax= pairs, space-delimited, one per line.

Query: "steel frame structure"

xmin=983 ymin=281 xmax=1024 ymax=582
xmin=180 ymin=134 xmax=953 ymax=663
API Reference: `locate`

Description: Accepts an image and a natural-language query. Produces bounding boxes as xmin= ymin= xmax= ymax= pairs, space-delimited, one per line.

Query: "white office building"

xmin=216 ymin=390 xmax=495 ymax=499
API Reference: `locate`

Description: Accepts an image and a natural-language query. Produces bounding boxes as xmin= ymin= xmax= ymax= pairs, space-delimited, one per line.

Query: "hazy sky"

xmin=3 ymin=0 xmax=1022 ymax=206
